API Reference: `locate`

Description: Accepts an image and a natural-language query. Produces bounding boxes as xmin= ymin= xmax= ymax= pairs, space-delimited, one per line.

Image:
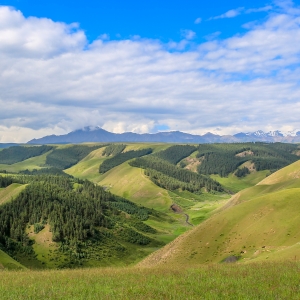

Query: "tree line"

xmin=129 ymin=156 xmax=223 ymax=192
xmin=99 ymin=148 xmax=153 ymax=174
xmin=0 ymin=145 xmax=53 ymax=165
xmin=46 ymin=145 xmax=104 ymax=169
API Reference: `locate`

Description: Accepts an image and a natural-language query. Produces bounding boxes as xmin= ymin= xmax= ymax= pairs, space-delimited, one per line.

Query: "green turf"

xmin=0 ymin=250 xmax=25 ymax=270
xmin=211 ymin=170 xmax=269 ymax=193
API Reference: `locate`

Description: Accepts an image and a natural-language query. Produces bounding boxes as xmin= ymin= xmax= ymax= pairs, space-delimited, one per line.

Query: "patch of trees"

xmin=20 ymin=168 xmax=71 ymax=177
xmin=155 ymin=145 xmax=197 ymax=165
xmin=197 ymin=143 xmax=298 ymax=177
xmin=102 ymin=144 xmax=126 ymax=156
xmin=0 ymin=145 xmax=53 ymax=165
xmin=129 ymin=156 xmax=223 ymax=192
xmin=0 ymin=175 xmax=15 ymax=188
xmin=99 ymin=148 xmax=152 ymax=174
xmin=0 ymin=175 xmax=154 ymax=263
xmin=116 ymin=228 xmax=151 ymax=245
xmin=235 ymin=167 xmax=250 ymax=178
xmin=46 ymin=145 xmax=103 ymax=169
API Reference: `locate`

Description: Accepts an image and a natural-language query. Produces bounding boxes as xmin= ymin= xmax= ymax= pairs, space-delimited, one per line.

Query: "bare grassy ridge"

xmin=0 ymin=262 xmax=300 ymax=299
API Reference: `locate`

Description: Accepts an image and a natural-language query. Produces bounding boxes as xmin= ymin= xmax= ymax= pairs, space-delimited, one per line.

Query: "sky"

xmin=0 ymin=0 xmax=300 ymax=142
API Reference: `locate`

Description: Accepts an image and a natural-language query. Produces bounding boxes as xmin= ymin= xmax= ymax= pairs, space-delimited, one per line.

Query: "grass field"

xmin=0 ymin=262 xmax=300 ymax=299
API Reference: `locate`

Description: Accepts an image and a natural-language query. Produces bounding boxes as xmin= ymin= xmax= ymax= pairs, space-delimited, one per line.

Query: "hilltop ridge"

xmin=27 ymin=126 xmax=300 ymax=144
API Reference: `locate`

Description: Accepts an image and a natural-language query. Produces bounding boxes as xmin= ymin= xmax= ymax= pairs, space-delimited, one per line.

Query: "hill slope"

xmin=139 ymin=160 xmax=300 ymax=267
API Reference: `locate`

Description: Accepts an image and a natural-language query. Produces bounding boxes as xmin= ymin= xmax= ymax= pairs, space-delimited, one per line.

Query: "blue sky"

xmin=0 ymin=0 xmax=300 ymax=142
xmin=0 ymin=0 xmax=273 ymax=42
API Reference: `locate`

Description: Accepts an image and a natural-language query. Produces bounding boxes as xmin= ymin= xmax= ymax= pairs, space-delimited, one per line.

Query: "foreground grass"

xmin=1 ymin=262 xmax=300 ymax=299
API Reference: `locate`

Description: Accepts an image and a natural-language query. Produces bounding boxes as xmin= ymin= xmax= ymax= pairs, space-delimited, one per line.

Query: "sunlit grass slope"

xmin=211 ymin=170 xmax=269 ymax=193
xmin=66 ymin=144 xmax=174 ymax=211
xmin=0 ymin=183 xmax=26 ymax=205
xmin=258 ymin=159 xmax=300 ymax=185
xmin=140 ymin=161 xmax=300 ymax=267
xmin=0 ymin=250 xmax=25 ymax=270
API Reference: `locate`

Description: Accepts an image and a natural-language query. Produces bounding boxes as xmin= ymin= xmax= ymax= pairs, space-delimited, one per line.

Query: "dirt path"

xmin=170 ymin=204 xmax=193 ymax=226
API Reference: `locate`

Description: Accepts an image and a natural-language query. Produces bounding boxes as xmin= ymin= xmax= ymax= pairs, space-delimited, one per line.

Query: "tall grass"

xmin=1 ymin=262 xmax=300 ymax=299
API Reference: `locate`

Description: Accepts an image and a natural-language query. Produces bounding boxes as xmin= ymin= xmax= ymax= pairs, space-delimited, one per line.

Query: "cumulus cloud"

xmin=0 ymin=3 xmax=300 ymax=142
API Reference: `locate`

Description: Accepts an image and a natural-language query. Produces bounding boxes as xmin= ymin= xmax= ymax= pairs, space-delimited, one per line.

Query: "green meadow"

xmin=1 ymin=262 xmax=300 ymax=299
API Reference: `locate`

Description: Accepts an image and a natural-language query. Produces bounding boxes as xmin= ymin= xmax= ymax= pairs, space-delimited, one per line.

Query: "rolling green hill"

xmin=139 ymin=160 xmax=300 ymax=267
xmin=1 ymin=142 xmax=299 ymax=270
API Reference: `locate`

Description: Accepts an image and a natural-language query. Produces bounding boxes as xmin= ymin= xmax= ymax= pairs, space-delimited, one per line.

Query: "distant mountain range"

xmin=27 ymin=126 xmax=300 ymax=144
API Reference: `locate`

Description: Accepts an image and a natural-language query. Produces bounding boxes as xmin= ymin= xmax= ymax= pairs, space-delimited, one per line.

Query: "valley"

xmin=0 ymin=141 xmax=300 ymax=298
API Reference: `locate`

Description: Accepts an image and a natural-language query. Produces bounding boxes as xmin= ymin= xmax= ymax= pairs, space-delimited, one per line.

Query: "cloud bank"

xmin=0 ymin=2 xmax=300 ymax=142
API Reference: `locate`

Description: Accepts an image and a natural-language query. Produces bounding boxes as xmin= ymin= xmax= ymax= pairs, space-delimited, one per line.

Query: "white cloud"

xmin=180 ymin=29 xmax=196 ymax=40
xmin=0 ymin=3 xmax=300 ymax=142
xmin=0 ymin=6 xmax=86 ymax=58
xmin=210 ymin=8 xmax=244 ymax=20
xmin=194 ymin=17 xmax=202 ymax=24
xmin=246 ymin=6 xmax=273 ymax=13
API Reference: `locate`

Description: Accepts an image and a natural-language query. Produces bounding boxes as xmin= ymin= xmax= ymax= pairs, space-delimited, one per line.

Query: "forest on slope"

xmin=0 ymin=174 xmax=162 ymax=268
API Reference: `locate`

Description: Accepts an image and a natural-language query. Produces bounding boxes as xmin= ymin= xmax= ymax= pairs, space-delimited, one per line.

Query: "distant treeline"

xmin=46 ymin=145 xmax=104 ymax=169
xmin=154 ymin=145 xmax=197 ymax=165
xmin=196 ymin=143 xmax=299 ymax=177
xmin=130 ymin=155 xmax=223 ymax=192
xmin=102 ymin=144 xmax=126 ymax=156
xmin=99 ymin=148 xmax=153 ymax=174
xmin=0 ymin=145 xmax=53 ymax=165
xmin=0 ymin=175 xmax=15 ymax=188
xmin=20 ymin=168 xmax=71 ymax=177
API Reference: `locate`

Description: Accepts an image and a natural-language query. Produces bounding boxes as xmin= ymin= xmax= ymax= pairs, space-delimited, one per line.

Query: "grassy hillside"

xmin=0 ymin=249 xmax=25 ymax=270
xmin=0 ymin=183 xmax=27 ymax=205
xmin=139 ymin=160 xmax=300 ymax=267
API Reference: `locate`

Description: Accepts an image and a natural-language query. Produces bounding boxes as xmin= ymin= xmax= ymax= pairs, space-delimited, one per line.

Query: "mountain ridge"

xmin=27 ymin=126 xmax=300 ymax=144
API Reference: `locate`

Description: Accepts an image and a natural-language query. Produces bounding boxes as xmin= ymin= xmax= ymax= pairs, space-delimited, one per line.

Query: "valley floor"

xmin=1 ymin=261 xmax=300 ymax=299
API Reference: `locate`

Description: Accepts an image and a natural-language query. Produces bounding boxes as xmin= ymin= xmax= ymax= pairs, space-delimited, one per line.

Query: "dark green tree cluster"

xmin=197 ymin=152 xmax=247 ymax=177
xmin=20 ymin=168 xmax=71 ymax=177
xmin=116 ymin=228 xmax=151 ymax=245
xmin=144 ymin=168 xmax=209 ymax=192
xmin=197 ymin=143 xmax=299 ymax=177
xmin=155 ymin=145 xmax=197 ymax=165
xmin=33 ymin=223 xmax=45 ymax=234
xmin=102 ymin=144 xmax=126 ymax=156
xmin=0 ymin=175 xmax=15 ymax=188
xmin=99 ymin=148 xmax=152 ymax=174
xmin=0 ymin=175 xmax=154 ymax=261
xmin=0 ymin=145 xmax=53 ymax=165
xmin=235 ymin=167 xmax=250 ymax=178
xmin=46 ymin=145 xmax=103 ymax=169
xmin=129 ymin=156 xmax=223 ymax=192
